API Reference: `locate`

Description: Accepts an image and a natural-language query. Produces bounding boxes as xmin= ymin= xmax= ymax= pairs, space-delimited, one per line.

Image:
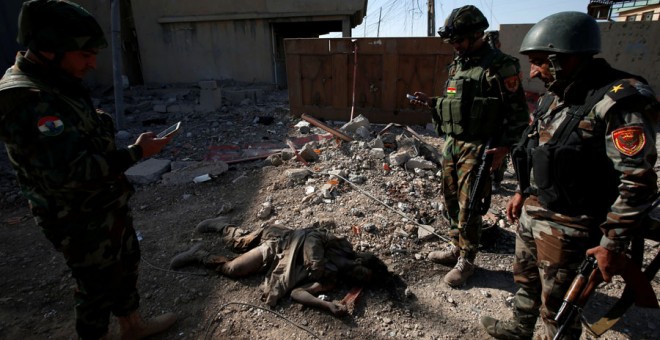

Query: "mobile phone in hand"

xmin=406 ymin=94 xmax=418 ymax=101
xmin=156 ymin=121 xmax=181 ymax=138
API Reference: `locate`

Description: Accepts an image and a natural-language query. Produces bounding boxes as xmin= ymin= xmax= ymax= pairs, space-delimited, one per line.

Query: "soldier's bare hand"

xmin=134 ymin=132 xmax=173 ymax=159
xmin=329 ymin=302 xmax=348 ymax=316
xmin=410 ymin=91 xmax=432 ymax=107
xmin=506 ymin=192 xmax=525 ymax=223
xmin=485 ymin=146 xmax=510 ymax=173
xmin=586 ymin=246 xmax=626 ymax=282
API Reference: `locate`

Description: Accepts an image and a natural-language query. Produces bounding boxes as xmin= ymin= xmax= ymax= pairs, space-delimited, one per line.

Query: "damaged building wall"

xmin=500 ymin=21 xmax=660 ymax=96
xmin=75 ymin=0 xmax=367 ymax=87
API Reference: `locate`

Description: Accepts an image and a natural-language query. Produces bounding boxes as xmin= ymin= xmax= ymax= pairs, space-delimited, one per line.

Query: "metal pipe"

xmin=301 ymin=113 xmax=354 ymax=142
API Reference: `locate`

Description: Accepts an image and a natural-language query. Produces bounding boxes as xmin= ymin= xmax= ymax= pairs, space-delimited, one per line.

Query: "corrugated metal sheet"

xmin=285 ymin=37 xmax=455 ymax=124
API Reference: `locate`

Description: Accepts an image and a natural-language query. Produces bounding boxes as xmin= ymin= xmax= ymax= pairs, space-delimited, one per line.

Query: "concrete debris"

xmin=257 ymin=201 xmax=273 ymax=219
xmin=285 ymin=168 xmax=311 ymax=182
xmin=125 ymin=158 xmax=172 ymax=185
xmin=340 ymin=114 xmax=370 ymax=135
xmin=161 ymin=161 xmax=229 ymax=186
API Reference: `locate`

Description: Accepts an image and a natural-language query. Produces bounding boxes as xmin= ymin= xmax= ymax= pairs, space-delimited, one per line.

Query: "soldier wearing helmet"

xmin=411 ymin=5 xmax=529 ymax=287
xmin=0 ymin=1 xmax=177 ymax=338
xmin=481 ymin=11 xmax=658 ymax=340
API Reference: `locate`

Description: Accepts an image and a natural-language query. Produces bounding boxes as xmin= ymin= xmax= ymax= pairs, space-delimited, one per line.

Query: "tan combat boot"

xmin=443 ymin=256 xmax=475 ymax=287
xmin=480 ymin=313 xmax=535 ymax=340
xmin=118 ymin=311 xmax=177 ymax=340
xmin=170 ymin=243 xmax=209 ymax=269
xmin=427 ymin=243 xmax=460 ymax=266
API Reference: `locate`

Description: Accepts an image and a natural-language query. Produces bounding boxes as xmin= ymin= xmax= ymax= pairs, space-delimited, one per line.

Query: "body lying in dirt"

xmin=170 ymin=217 xmax=404 ymax=316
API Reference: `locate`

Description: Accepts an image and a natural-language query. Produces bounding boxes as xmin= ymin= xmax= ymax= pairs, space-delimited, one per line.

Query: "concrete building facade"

xmin=75 ymin=0 xmax=367 ymax=88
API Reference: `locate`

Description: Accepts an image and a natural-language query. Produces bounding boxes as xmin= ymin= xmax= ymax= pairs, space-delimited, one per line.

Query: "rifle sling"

xmin=588 ymin=251 xmax=660 ymax=336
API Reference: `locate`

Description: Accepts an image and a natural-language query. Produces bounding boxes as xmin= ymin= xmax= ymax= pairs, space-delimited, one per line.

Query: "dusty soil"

xmin=0 ymin=86 xmax=658 ymax=340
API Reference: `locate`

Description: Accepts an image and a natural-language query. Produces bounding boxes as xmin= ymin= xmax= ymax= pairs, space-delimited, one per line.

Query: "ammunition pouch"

xmin=436 ymin=78 xmax=501 ymax=139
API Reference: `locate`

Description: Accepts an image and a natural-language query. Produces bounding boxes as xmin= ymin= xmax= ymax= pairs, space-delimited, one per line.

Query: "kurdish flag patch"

xmin=612 ymin=126 xmax=645 ymax=157
xmin=446 ymin=86 xmax=457 ymax=96
xmin=37 ymin=116 xmax=64 ymax=136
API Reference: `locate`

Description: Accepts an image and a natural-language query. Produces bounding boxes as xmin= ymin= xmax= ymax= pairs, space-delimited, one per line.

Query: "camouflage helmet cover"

xmin=520 ymin=11 xmax=601 ymax=55
xmin=438 ymin=5 xmax=489 ymax=40
xmin=17 ymin=0 xmax=108 ymax=53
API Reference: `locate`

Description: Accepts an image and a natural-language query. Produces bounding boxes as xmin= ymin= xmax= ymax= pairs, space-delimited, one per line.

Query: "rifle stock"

xmin=553 ymin=256 xmax=601 ymax=340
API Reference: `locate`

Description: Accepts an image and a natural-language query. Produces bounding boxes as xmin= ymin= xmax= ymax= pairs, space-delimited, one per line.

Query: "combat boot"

xmin=443 ymin=256 xmax=475 ymax=287
xmin=170 ymin=243 xmax=209 ymax=269
xmin=428 ymin=243 xmax=460 ymax=266
xmin=118 ymin=311 xmax=177 ymax=340
xmin=480 ymin=314 xmax=535 ymax=340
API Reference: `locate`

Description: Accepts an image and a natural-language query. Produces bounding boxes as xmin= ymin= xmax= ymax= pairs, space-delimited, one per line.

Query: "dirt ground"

xmin=0 ymin=86 xmax=658 ymax=340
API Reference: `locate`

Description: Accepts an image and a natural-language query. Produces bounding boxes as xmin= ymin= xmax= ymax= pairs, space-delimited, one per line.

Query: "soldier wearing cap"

xmin=411 ymin=5 xmax=529 ymax=287
xmin=481 ymin=11 xmax=658 ymax=339
xmin=0 ymin=1 xmax=177 ymax=338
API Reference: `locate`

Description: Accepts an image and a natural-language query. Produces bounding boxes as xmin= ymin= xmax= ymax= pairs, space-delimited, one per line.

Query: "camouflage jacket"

xmin=431 ymin=43 xmax=529 ymax=147
xmin=0 ymin=53 xmax=142 ymax=224
xmin=524 ymin=58 xmax=658 ymax=253
xmin=261 ymin=225 xmax=354 ymax=306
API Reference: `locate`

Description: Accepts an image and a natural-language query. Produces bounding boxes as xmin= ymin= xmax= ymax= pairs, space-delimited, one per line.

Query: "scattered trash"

xmin=193 ymin=174 xmax=212 ymax=183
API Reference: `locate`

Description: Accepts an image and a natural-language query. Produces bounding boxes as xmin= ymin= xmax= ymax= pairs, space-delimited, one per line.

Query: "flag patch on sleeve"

xmin=37 ymin=116 xmax=64 ymax=136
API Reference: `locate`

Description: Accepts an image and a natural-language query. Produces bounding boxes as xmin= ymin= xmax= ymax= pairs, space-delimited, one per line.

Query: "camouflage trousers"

xmin=512 ymin=204 xmax=597 ymax=339
xmin=441 ymin=137 xmax=491 ymax=260
xmin=38 ymin=205 xmax=140 ymax=339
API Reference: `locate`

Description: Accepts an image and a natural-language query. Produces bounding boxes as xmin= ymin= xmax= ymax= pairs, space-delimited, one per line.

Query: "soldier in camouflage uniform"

xmin=481 ymin=12 xmax=658 ymax=340
xmin=411 ymin=6 xmax=529 ymax=287
xmin=0 ymin=1 xmax=177 ymax=338
xmin=483 ymin=30 xmax=509 ymax=192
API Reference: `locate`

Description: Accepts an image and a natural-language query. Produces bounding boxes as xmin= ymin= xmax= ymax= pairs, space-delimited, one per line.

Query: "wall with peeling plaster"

xmin=500 ymin=21 xmax=660 ymax=96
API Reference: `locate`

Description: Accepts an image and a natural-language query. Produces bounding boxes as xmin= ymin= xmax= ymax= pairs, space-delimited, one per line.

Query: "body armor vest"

xmin=435 ymin=49 xmax=503 ymax=140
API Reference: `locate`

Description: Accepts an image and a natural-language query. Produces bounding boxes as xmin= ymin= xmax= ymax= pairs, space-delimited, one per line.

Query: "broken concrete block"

xmin=406 ymin=157 xmax=437 ymax=170
xmin=285 ymin=168 xmax=311 ymax=181
xmin=340 ymin=114 xmax=370 ymax=134
xmin=389 ymin=151 xmax=411 ymax=166
xmin=369 ymin=148 xmax=385 ymax=159
xmin=299 ymin=144 xmax=319 ymax=162
xmin=125 ymin=158 xmax=172 ymax=185
xmin=418 ymin=224 xmax=437 ymax=241
xmin=198 ymin=80 xmax=218 ymax=90
xmin=198 ymin=88 xmax=223 ymax=113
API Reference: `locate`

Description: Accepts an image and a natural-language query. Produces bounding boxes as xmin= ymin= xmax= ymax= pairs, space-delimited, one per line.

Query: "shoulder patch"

xmin=503 ymin=73 xmax=522 ymax=93
xmin=37 ymin=116 xmax=65 ymax=137
xmin=606 ymin=80 xmax=638 ymax=101
xmin=612 ymin=126 xmax=645 ymax=157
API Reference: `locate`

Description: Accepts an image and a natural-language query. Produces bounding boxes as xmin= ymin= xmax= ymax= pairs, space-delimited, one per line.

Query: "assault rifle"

xmin=554 ymin=253 xmax=659 ymax=340
xmin=466 ymin=138 xmax=493 ymax=225
xmin=553 ymin=256 xmax=600 ymax=340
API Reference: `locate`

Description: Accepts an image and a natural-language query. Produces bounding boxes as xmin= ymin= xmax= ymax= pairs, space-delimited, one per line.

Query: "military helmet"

xmin=438 ymin=5 xmax=489 ymax=41
xmin=520 ymin=11 xmax=601 ymax=55
xmin=17 ymin=0 xmax=108 ymax=53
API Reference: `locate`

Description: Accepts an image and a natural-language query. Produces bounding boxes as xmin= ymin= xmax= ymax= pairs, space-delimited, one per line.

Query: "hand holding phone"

xmin=406 ymin=94 xmax=419 ymax=101
xmin=156 ymin=121 xmax=181 ymax=138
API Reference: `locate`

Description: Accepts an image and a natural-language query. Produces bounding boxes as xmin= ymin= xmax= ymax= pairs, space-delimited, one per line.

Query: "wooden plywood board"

xmin=285 ymin=37 xmax=455 ymax=124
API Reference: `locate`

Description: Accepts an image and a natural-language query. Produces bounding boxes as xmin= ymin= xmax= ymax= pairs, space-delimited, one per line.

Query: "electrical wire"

xmin=204 ymin=302 xmax=322 ymax=340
